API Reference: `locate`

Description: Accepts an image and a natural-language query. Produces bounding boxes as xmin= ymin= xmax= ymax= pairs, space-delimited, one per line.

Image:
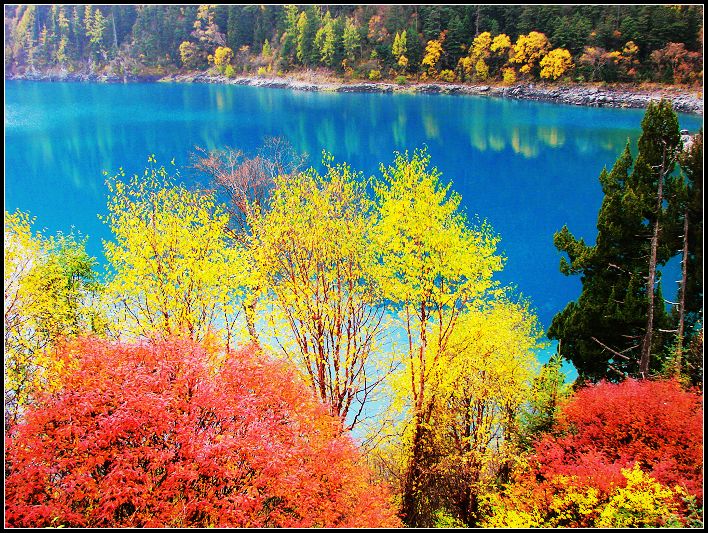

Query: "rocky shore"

xmin=9 ymin=69 xmax=703 ymax=116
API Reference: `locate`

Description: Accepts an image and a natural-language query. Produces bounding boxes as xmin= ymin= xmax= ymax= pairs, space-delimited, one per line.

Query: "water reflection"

xmin=5 ymin=80 xmax=702 ymax=330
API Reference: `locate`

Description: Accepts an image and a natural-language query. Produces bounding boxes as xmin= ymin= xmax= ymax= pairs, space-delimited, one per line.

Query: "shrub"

xmin=545 ymin=379 xmax=703 ymax=498
xmin=438 ymin=69 xmax=456 ymax=82
xmin=224 ymin=64 xmax=235 ymax=78
xmin=5 ymin=338 xmax=401 ymax=528
xmin=395 ymin=75 xmax=407 ymax=85
xmin=502 ymin=67 xmax=517 ymax=84
xmin=257 ymin=66 xmax=267 ymax=77
xmin=213 ymin=46 xmax=234 ymax=69
xmin=368 ymin=69 xmax=381 ymax=81
xmin=485 ymin=379 xmax=703 ymax=527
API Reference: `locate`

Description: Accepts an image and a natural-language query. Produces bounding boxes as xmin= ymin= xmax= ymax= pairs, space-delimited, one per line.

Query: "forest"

xmin=4 ymin=4 xmax=704 ymax=85
xmin=4 ymin=88 xmax=704 ymax=527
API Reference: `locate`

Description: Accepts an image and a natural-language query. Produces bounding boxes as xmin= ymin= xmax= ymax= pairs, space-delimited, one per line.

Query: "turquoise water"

xmin=5 ymin=81 xmax=702 ymax=372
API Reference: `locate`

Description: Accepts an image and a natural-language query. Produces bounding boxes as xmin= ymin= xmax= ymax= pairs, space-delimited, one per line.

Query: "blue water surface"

xmin=5 ymin=80 xmax=702 ymax=375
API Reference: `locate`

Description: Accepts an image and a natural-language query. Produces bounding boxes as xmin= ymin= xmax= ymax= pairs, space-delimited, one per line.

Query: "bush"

xmin=368 ymin=69 xmax=381 ymax=81
xmin=224 ymin=64 xmax=235 ymax=78
xmin=257 ymin=66 xmax=267 ymax=77
xmin=395 ymin=75 xmax=408 ymax=85
xmin=438 ymin=69 xmax=456 ymax=82
xmin=485 ymin=379 xmax=703 ymax=527
xmin=502 ymin=67 xmax=517 ymax=85
xmin=5 ymin=338 xmax=401 ymax=528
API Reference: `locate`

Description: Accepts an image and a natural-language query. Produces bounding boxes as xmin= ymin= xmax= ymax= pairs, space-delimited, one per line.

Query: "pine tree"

xmin=549 ymin=100 xmax=683 ymax=382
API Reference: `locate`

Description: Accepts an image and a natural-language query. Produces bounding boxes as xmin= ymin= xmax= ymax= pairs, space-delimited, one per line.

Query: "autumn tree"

xmin=510 ymin=31 xmax=551 ymax=78
xmin=371 ymin=148 xmax=504 ymax=526
xmin=5 ymin=338 xmax=402 ymax=528
xmin=212 ymin=45 xmax=233 ymax=70
xmin=249 ymin=154 xmax=389 ymax=429
xmin=417 ymin=299 xmax=543 ymax=526
xmin=314 ymin=11 xmax=336 ymax=67
xmin=486 ymin=378 xmax=703 ymax=527
xmin=191 ymin=138 xmax=306 ymax=343
xmin=4 ymin=210 xmax=103 ymax=425
xmin=102 ymin=156 xmax=246 ymax=348
xmin=578 ymin=46 xmax=611 ymax=81
xmin=458 ymin=31 xmax=492 ymax=82
xmin=539 ymin=48 xmax=573 ymax=80
xmin=421 ymin=32 xmax=445 ymax=79
xmin=392 ymin=30 xmax=408 ymax=72
xmin=342 ymin=16 xmax=361 ymax=63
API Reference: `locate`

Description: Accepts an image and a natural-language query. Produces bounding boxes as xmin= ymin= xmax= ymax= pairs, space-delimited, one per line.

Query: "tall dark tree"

xmin=670 ymin=131 xmax=703 ymax=384
xmin=549 ymin=100 xmax=684 ymax=383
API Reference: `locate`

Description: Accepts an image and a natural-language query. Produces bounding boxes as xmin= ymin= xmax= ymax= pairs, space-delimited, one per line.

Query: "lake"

xmin=5 ymin=80 xmax=702 ymax=371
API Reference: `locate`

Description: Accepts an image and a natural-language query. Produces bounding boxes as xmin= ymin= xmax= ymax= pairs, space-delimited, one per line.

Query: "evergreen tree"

xmin=549 ymin=101 xmax=684 ymax=383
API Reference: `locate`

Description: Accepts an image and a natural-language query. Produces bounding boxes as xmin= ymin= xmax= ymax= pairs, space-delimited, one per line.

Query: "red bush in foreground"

xmin=5 ymin=338 xmax=401 ymax=528
xmin=487 ymin=378 xmax=703 ymax=527
xmin=532 ymin=378 xmax=703 ymax=500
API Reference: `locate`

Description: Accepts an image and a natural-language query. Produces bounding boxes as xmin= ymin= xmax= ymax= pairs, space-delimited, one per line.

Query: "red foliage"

xmin=5 ymin=338 xmax=401 ymax=528
xmin=531 ymin=378 xmax=703 ymax=500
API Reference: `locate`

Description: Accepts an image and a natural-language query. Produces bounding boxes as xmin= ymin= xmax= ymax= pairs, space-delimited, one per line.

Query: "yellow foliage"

xmin=491 ymin=33 xmax=512 ymax=55
xmin=422 ymin=39 xmax=443 ymax=76
xmin=502 ymin=67 xmax=517 ymax=85
xmin=5 ymin=210 xmax=101 ymax=421
xmin=213 ymin=45 xmax=234 ymax=67
xmin=438 ymin=69 xmax=455 ymax=82
xmin=102 ymin=157 xmax=247 ymax=347
xmin=597 ymin=465 xmax=683 ymax=528
xmin=510 ymin=31 xmax=551 ymax=76
xmin=471 ymin=31 xmax=492 ymax=60
xmin=540 ymin=48 xmax=574 ymax=80
xmin=475 ymin=58 xmax=489 ymax=80
xmin=249 ymin=154 xmax=386 ymax=426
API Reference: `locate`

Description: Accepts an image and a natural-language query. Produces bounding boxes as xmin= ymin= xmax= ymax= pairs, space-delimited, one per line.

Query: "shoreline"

xmin=7 ymin=70 xmax=704 ymax=116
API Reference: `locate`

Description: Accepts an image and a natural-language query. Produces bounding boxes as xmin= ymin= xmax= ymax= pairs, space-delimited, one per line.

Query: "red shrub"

xmin=5 ymin=338 xmax=401 ymax=528
xmin=532 ymin=378 xmax=703 ymax=500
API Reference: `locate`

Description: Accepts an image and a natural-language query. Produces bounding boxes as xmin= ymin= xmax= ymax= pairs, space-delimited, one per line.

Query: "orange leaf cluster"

xmin=5 ymin=338 xmax=401 ymax=528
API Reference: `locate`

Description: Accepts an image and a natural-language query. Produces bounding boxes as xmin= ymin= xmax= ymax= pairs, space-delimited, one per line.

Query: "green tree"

xmin=296 ymin=6 xmax=319 ymax=66
xmin=672 ymin=132 xmax=703 ymax=384
xmin=342 ymin=17 xmax=361 ymax=62
xmin=549 ymin=100 xmax=683 ymax=382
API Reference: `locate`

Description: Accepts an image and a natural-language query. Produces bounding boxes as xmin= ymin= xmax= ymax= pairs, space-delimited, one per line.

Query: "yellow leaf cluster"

xmin=510 ymin=31 xmax=551 ymax=75
xmin=102 ymin=158 xmax=247 ymax=346
xmin=5 ymin=210 xmax=101 ymax=420
xmin=540 ymin=48 xmax=574 ymax=81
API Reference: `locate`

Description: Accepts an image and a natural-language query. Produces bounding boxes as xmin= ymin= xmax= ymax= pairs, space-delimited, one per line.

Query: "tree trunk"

xmin=243 ymin=299 xmax=259 ymax=344
xmin=639 ymin=145 xmax=666 ymax=378
xmin=401 ymin=418 xmax=425 ymax=527
xmin=675 ymin=208 xmax=689 ymax=375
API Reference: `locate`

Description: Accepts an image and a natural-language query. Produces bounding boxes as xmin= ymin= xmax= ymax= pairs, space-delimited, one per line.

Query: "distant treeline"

xmin=4 ymin=5 xmax=703 ymax=84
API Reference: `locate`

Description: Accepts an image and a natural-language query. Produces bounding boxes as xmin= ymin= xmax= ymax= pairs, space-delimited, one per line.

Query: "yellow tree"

xmin=540 ymin=48 xmax=574 ymax=81
xmin=392 ymin=30 xmax=408 ymax=72
xmin=422 ymin=35 xmax=445 ymax=79
xmin=102 ymin=156 xmax=246 ymax=348
xmin=510 ymin=31 xmax=551 ymax=77
xmin=212 ymin=45 xmax=234 ymax=71
xmin=458 ymin=31 xmax=492 ymax=81
xmin=250 ymin=154 xmax=389 ymax=429
xmin=424 ymin=299 xmax=542 ymax=526
xmin=371 ymin=148 xmax=504 ymax=526
xmin=5 ymin=210 xmax=103 ymax=424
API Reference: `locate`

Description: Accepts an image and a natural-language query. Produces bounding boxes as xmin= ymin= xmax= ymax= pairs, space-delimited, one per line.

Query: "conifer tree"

xmin=549 ymin=100 xmax=683 ymax=382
